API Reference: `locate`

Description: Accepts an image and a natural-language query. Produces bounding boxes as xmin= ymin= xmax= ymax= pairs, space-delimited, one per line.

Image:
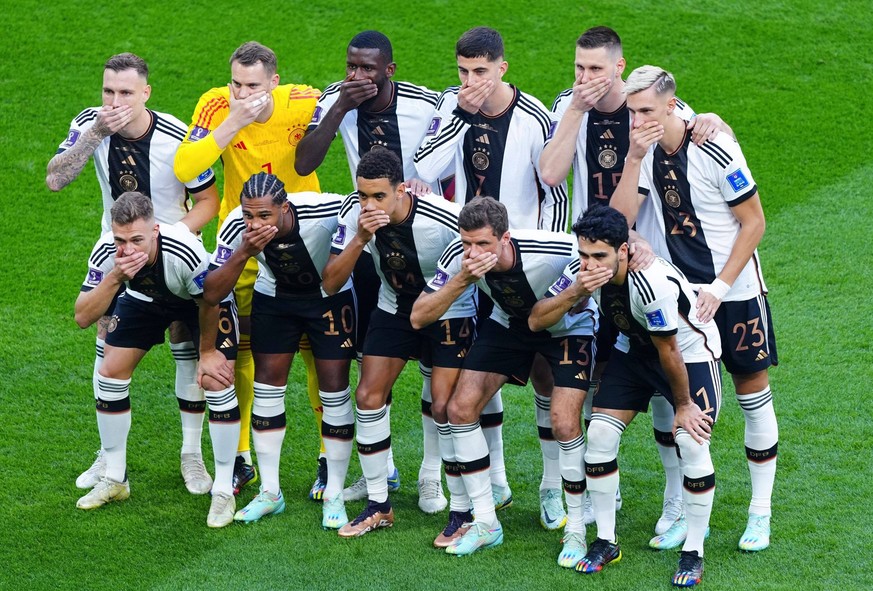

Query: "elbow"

xmin=540 ymin=171 xmax=562 ymax=188
xmin=74 ymin=311 xmax=93 ymax=329
xmin=294 ymin=159 xmax=314 ymax=177
xmin=321 ymin=279 xmax=339 ymax=297
xmin=409 ymin=309 xmax=426 ymax=331
xmin=528 ymin=316 xmax=545 ymax=333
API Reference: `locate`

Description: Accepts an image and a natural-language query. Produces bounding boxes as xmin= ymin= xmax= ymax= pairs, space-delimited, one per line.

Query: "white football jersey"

xmin=212 ymin=192 xmax=349 ymax=300
xmin=308 ymin=81 xmax=440 ymax=187
xmin=82 ymin=222 xmax=210 ymax=305
xmin=584 ymin=257 xmax=721 ymax=363
xmin=428 ymin=229 xmax=596 ymax=337
xmin=414 ymin=85 xmax=569 ymax=233
xmin=637 ymin=130 xmax=766 ymax=301
xmin=57 ymin=108 xmax=215 ymax=233
xmin=332 ymin=192 xmax=474 ymax=319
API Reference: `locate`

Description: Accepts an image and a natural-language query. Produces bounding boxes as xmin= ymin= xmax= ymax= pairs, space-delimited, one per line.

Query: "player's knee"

xmin=674 ymin=431 xmax=711 ymax=466
xmin=550 ymin=409 xmax=582 ymax=441
xmin=585 ymin=418 xmax=623 ymax=464
xmin=446 ymin=395 xmax=477 ymax=425
xmin=354 ymin=385 xmax=386 ymax=410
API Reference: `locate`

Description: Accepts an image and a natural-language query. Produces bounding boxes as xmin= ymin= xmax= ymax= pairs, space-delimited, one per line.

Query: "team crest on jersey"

xmin=120 ymin=174 xmax=138 ymax=192
xmin=62 ymin=129 xmax=81 ymax=149
xmin=472 ymin=151 xmax=489 ymax=171
xmin=426 ymin=117 xmax=441 ymax=136
xmin=86 ymin=269 xmax=104 ymax=286
xmin=613 ymin=313 xmax=630 ymax=331
xmin=215 ymin=246 xmax=233 ymax=264
xmin=664 ymin=189 xmax=681 ymax=208
xmin=432 ymin=269 xmax=448 ymax=288
xmin=193 ymin=271 xmax=208 ymax=289
xmin=552 ymin=274 xmax=572 ymax=294
xmin=645 ymin=309 xmax=667 ymax=328
xmin=288 ymin=127 xmax=306 ymax=146
xmin=387 ymin=253 xmax=406 ymax=270
xmin=598 ymin=148 xmax=618 ymax=169
xmin=727 ymin=169 xmax=749 ymax=193
xmin=311 ymin=106 xmax=323 ymax=124
xmin=189 ymin=126 xmax=210 ymax=142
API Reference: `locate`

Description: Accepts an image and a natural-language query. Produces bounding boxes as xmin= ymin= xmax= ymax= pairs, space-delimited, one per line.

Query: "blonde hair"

xmin=625 ymin=65 xmax=676 ymax=96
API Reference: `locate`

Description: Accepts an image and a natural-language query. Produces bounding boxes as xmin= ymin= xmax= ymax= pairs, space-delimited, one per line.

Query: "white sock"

xmin=171 ymin=342 xmax=204 ymax=455
xmin=437 ymin=421 xmax=470 ymax=512
xmin=585 ymin=413 xmax=624 ymax=542
xmin=205 ymin=386 xmax=240 ymax=496
xmin=559 ymin=435 xmax=587 ymax=534
xmin=93 ymin=338 xmax=104 ymax=401
xmin=356 ymin=405 xmax=391 ymax=503
xmin=675 ymin=430 xmax=715 ymax=556
xmin=481 ymin=389 xmax=507 ymax=488
xmin=738 ymin=387 xmax=778 ymax=516
xmin=320 ymin=388 xmax=354 ymax=499
xmin=385 ymin=400 xmax=397 ymax=476
xmin=452 ymin=421 xmax=495 ymax=526
xmin=96 ymin=375 xmax=132 ymax=483
xmin=419 ymin=367 xmax=442 ymax=482
xmin=651 ymin=394 xmax=683 ymax=500
xmin=251 ymin=381 xmax=286 ymax=494
xmin=535 ymin=393 xmax=561 ymax=490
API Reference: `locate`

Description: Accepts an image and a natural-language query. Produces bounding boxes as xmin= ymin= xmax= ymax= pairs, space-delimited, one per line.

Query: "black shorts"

xmin=106 ymin=293 xmax=238 ymax=361
xmin=714 ymin=294 xmax=778 ymax=375
xmin=251 ymin=290 xmax=356 ymax=359
xmin=594 ymin=316 xmax=618 ymax=363
xmin=595 ymin=349 xmax=721 ymax=423
xmin=362 ymin=308 xmax=473 ymax=369
xmin=462 ymin=318 xmax=594 ymax=390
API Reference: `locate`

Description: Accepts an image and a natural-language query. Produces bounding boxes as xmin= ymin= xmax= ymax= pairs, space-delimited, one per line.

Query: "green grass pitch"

xmin=1 ymin=0 xmax=871 ymax=589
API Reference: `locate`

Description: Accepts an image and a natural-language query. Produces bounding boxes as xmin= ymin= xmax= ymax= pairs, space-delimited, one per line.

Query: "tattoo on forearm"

xmin=46 ymin=129 xmax=104 ymax=190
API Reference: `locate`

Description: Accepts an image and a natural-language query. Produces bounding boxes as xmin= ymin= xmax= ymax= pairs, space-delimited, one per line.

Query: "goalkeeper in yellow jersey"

xmin=175 ymin=41 xmax=330 ymax=499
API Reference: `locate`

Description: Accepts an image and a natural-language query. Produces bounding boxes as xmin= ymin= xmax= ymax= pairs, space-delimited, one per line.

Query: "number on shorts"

xmin=323 ymin=305 xmax=354 ymax=336
xmin=693 ymin=386 xmax=714 ymax=413
xmin=732 ymin=317 xmax=765 ymax=352
xmin=559 ymin=337 xmax=591 ymax=366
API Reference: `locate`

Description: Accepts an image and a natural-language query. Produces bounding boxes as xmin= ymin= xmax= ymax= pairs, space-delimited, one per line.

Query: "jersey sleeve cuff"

xmin=727 ymin=185 xmax=758 ymax=207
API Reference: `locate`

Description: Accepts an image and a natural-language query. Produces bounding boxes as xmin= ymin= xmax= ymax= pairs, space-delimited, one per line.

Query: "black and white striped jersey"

xmin=548 ymin=94 xmax=696 ymax=225
xmin=413 ymin=85 xmax=569 ymax=233
xmin=81 ymin=222 xmax=210 ymax=306
xmin=307 ymin=81 xmax=440 ymax=186
xmin=637 ymin=130 xmax=766 ymax=301
xmin=332 ymin=192 xmax=475 ymax=319
xmin=580 ymin=257 xmax=721 ymax=362
xmin=57 ymin=108 xmax=215 ymax=233
xmin=428 ymin=229 xmax=596 ymax=337
xmin=213 ymin=192 xmax=349 ymax=300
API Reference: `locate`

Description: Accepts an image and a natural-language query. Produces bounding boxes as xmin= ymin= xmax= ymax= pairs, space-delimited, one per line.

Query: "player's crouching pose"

xmin=74 ymin=192 xmax=239 ymax=528
xmin=410 ymin=197 xmax=596 ymax=562
xmin=529 ymin=205 xmax=720 ymax=586
xmin=321 ymin=149 xmax=476 ymax=540
xmin=203 ymin=172 xmax=355 ymax=529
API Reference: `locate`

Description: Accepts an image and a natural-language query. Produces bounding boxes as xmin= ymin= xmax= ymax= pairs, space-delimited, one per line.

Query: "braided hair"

xmin=240 ymin=172 xmax=287 ymax=205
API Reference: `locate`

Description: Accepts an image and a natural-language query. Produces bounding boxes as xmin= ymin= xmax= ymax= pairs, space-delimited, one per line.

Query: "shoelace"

xmin=419 ymin=479 xmax=441 ymax=498
xmin=182 ymin=458 xmax=210 ymax=481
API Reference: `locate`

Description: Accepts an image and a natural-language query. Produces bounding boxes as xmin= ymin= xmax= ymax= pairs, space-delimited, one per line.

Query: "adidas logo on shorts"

xmin=575 ymin=371 xmax=588 ymax=381
xmin=457 ymin=349 xmax=467 ymax=358
xmin=755 ymin=350 xmax=769 ymax=361
xmin=219 ymin=338 xmax=234 ymax=349
xmin=340 ymin=338 xmax=354 ymax=348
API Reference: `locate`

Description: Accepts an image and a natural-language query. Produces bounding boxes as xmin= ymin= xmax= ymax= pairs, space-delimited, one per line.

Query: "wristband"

xmin=703 ymin=278 xmax=731 ymax=300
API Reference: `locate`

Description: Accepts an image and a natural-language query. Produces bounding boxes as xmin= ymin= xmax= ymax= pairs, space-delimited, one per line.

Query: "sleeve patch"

xmin=62 ymin=129 xmax=81 ymax=149
xmin=332 ymin=224 xmax=346 ymax=245
xmin=189 ymin=126 xmax=210 ymax=142
xmin=552 ymin=274 xmax=572 ymax=293
xmin=86 ymin=269 xmax=104 ymax=286
xmin=196 ymin=169 xmax=213 ymax=183
xmin=215 ymin=246 xmax=233 ymax=264
xmin=727 ymin=169 xmax=749 ymax=193
xmin=193 ymin=270 xmax=208 ymax=289
xmin=432 ymin=269 xmax=448 ymax=288
xmin=547 ymin=121 xmax=557 ymax=140
xmin=311 ymin=106 xmax=323 ymax=124
xmin=426 ymin=117 xmax=441 ymax=136
xmin=645 ymin=309 xmax=667 ymax=328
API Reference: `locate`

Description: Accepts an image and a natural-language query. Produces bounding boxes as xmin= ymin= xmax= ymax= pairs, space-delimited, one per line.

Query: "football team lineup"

xmin=47 ymin=25 xmax=780 ymax=590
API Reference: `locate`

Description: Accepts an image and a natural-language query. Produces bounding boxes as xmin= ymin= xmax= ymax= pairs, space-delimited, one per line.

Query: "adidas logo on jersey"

xmin=340 ymin=338 xmax=354 ymax=348
xmin=575 ymin=371 xmax=588 ymax=381
xmin=122 ymin=155 xmax=136 ymax=166
xmin=475 ymin=134 xmax=490 ymax=145
xmin=755 ymin=350 xmax=769 ymax=361
xmin=373 ymin=125 xmax=385 ymax=136
xmin=220 ymin=338 xmax=234 ymax=349
xmin=664 ymin=170 xmax=678 ymax=180
xmin=599 ymin=129 xmax=614 ymax=140
xmin=233 ymin=141 xmax=248 ymax=150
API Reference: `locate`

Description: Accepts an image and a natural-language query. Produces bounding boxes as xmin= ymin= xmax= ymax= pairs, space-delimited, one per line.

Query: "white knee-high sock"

xmin=559 ymin=435 xmax=587 ymax=534
xmin=585 ymin=413 xmax=625 ymax=542
xmin=437 ymin=421 xmax=470 ymax=512
xmin=419 ymin=365 xmax=442 ymax=481
xmin=320 ymin=388 xmax=355 ymax=499
xmin=356 ymin=405 xmax=391 ymax=503
xmin=481 ymin=389 xmax=507 ymax=488
xmin=205 ymin=386 xmax=240 ymax=496
xmin=738 ymin=387 xmax=778 ymax=516
xmin=251 ymin=382 xmax=286 ymax=494
xmin=651 ymin=394 xmax=683 ymax=501
xmin=171 ymin=341 xmax=204 ymax=455
xmin=535 ymin=393 xmax=561 ymax=490
xmin=93 ymin=338 xmax=104 ymax=402
xmin=675 ymin=430 xmax=715 ymax=556
xmin=96 ymin=375 xmax=132 ymax=483
xmin=451 ymin=421 xmax=495 ymax=526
